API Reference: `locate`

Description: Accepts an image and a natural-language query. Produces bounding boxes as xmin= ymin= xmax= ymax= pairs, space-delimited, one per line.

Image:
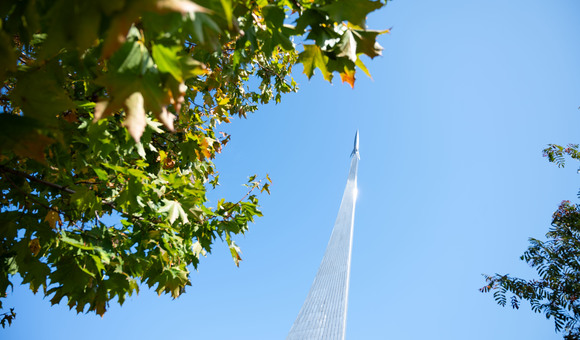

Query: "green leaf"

xmin=0 ymin=30 xmax=17 ymax=82
xmin=321 ymin=0 xmax=384 ymax=28
xmin=59 ymin=233 xmax=94 ymax=251
xmin=152 ymin=44 xmax=184 ymax=82
xmin=298 ymin=45 xmax=331 ymax=81
xmin=353 ymin=29 xmax=387 ymax=59
xmin=159 ymin=200 xmax=189 ymax=225
xmin=263 ymin=5 xmax=285 ymax=28
xmin=93 ymin=168 xmax=109 ymax=181
xmin=335 ymin=30 xmax=357 ymax=62
xmin=11 ymin=68 xmax=75 ymax=124
xmin=219 ymin=0 xmax=234 ymax=29
xmin=109 ymin=35 xmax=154 ymax=75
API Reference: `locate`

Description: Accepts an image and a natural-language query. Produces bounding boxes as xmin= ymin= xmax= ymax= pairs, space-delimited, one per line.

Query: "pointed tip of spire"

xmin=351 ymin=130 xmax=360 ymax=159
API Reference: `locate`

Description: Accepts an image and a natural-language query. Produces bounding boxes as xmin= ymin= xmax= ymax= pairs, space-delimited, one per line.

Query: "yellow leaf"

xmin=355 ymin=57 xmax=372 ymax=79
xmin=45 ymin=209 xmax=60 ymax=229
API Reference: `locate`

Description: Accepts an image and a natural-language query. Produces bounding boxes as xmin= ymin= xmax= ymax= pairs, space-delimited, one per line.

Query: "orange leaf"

xmin=340 ymin=67 xmax=356 ymax=88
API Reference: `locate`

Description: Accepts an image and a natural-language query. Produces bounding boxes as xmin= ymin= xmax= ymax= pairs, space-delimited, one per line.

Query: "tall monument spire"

xmin=287 ymin=131 xmax=360 ymax=340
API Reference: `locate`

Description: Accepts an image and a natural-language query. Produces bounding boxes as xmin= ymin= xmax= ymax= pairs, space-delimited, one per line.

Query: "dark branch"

xmin=0 ymin=165 xmax=75 ymax=194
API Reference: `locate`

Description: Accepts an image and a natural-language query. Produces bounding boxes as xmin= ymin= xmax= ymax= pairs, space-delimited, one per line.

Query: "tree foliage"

xmin=0 ymin=0 xmax=388 ymax=319
xmin=481 ymin=144 xmax=580 ymax=339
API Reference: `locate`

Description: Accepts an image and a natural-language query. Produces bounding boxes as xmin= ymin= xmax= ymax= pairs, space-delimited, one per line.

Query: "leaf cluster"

xmin=482 ymin=147 xmax=580 ymax=339
xmin=0 ymin=0 xmax=388 ymax=320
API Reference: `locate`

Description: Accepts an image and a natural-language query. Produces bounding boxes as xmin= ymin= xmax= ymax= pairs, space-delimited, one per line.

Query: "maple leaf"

xmin=122 ymin=92 xmax=147 ymax=142
xmin=353 ymin=29 xmax=389 ymax=59
xmin=336 ymin=30 xmax=357 ymax=62
xmin=340 ymin=67 xmax=356 ymax=88
xmin=322 ymin=0 xmax=383 ymax=28
xmin=299 ymin=45 xmax=331 ymax=81
xmin=159 ymin=199 xmax=189 ymax=225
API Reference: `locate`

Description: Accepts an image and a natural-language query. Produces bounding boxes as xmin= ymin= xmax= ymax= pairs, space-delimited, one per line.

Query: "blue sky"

xmin=4 ymin=0 xmax=580 ymax=339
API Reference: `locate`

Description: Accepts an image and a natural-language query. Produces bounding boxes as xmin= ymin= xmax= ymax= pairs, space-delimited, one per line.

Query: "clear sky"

xmin=4 ymin=0 xmax=580 ymax=339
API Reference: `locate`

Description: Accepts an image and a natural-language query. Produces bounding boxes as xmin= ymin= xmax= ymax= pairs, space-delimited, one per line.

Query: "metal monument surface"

xmin=287 ymin=131 xmax=360 ymax=340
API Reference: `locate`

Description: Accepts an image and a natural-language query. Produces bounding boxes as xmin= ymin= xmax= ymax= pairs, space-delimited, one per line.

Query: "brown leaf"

xmin=62 ymin=110 xmax=78 ymax=123
xmin=29 ymin=238 xmax=41 ymax=256
xmin=162 ymin=157 xmax=176 ymax=169
xmin=95 ymin=299 xmax=107 ymax=317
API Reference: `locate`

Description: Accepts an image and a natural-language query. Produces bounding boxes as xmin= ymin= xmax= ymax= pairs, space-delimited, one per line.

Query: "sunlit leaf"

xmin=299 ymin=45 xmax=331 ymax=81
xmin=123 ymin=92 xmax=147 ymax=142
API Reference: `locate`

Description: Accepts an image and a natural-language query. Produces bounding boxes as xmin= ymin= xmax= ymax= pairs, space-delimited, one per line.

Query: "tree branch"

xmin=0 ymin=165 xmax=143 ymax=221
xmin=0 ymin=165 xmax=75 ymax=194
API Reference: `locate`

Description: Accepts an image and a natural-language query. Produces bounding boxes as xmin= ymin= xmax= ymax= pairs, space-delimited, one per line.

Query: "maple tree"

xmin=481 ymin=144 xmax=580 ymax=339
xmin=0 ymin=0 xmax=388 ymax=322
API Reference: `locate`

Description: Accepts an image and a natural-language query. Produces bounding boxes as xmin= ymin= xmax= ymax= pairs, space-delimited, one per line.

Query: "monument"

xmin=286 ymin=131 xmax=360 ymax=340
